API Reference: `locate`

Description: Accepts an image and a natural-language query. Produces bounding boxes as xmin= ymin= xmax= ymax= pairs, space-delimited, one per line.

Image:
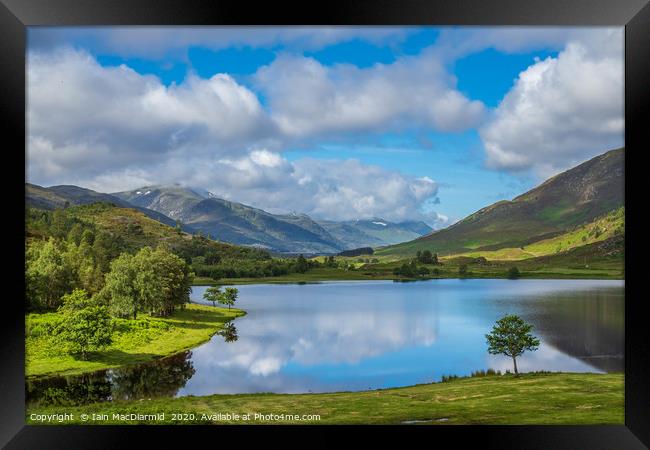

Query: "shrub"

xmin=507 ymin=266 xmax=521 ymax=279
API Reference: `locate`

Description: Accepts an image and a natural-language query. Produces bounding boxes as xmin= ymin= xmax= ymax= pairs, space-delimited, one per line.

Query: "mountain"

xmin=377 ymin=148 xmax=624 ymax=257
xmin=112 ymin=185 xmax=432 ymax=254
xmin=26 ymin=183 xmax=189 ymax=231
xmin=316 ymin=219 xmax=432 ymax=249
xmin=113 ymin=185 xmax=343 ymax=254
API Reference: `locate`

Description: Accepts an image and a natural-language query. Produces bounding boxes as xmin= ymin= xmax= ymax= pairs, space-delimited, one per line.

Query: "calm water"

xmin=27 ymin=279 xmax=624 ymax=406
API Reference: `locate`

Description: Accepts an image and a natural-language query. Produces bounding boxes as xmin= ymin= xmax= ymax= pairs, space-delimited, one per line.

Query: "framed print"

xmin=1 ymin=0 xmax=649 ymax=447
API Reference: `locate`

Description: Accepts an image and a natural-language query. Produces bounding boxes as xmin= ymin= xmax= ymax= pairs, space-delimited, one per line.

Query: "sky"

xmin=26 ymin=26 xmax=624 ymax=227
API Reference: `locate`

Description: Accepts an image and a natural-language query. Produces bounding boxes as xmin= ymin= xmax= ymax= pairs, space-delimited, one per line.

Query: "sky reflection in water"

xmin=180 ymin=279 xmax=624 ymax=395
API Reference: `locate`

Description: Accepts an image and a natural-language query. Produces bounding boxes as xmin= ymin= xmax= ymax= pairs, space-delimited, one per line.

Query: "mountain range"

xmin=26 ymin=183 xmax=432 ymax=254
xmin=26 ymin=147 xmax=623 ymax=258
xmin=112 ymin=185 xmax=432 ymax=253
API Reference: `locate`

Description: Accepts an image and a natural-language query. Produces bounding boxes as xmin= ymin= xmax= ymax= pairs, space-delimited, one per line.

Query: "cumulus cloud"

xmin=26 ymin=46 xmax=468 ymax=223
xmin=255 ymin=52 xmax=486 ymax=138
xmin=27 ymin=48 xmax=276 ymax=184
xmin=479 ymin=29 xmax=624 ymax=176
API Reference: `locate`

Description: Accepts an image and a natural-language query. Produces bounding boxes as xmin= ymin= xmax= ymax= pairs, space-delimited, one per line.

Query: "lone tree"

xmin=203 ymin=286 xmax=222 ymax=307
xmin=485 ymin=314 xmax=540 ymax=375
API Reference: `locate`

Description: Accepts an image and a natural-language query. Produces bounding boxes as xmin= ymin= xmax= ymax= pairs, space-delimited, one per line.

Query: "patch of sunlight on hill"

xmin=451 ymin=208 xmax=624 ymax=261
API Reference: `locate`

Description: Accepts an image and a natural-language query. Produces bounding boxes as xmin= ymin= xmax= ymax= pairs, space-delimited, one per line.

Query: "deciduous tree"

xmin=485 ymin=314 xmax=540 ymax=375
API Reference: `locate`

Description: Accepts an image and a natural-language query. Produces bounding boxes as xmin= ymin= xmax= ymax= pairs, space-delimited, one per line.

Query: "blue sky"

xmin=26 ymin=27 xmax=624 ymax=226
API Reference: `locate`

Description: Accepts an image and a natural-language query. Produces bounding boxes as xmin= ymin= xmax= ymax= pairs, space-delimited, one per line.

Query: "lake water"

xmin=27 ymin=279 xmax=624 ymax=406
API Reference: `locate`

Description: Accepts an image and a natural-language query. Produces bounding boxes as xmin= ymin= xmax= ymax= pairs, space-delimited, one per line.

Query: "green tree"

xmin=92 ymin=230 xmax=123 ymax=273
xmin=55 ymin=289 xmax=113 ymax=360
xmin=220 ymin=287 xmax=238 ymax=309
xmin=203 ymin=286 xmax=222 ymax=307
xmin=507 ymin=266 xmax=521 ymax=279
xmin=417 ymin=250 xmax=434 ymax=264
xmin=458 ymin=264 xmax=468 ymax=276
xmin=485 ymin=314 xmax=540 ymax=375
xmin=101 ymin=247 xmax=193 ymax=318
xmin=294 ymin=254 xmax=309 ymax=273
xmin=101 ymin=252 xmax=139 ymax=319
xmin=204 ymin=251 xmax=221 ymax=265
xmin=50 ymin=209 xmax=70 ymax=239
xmin=80 ymin=228 xmax=95 ymax=246
xmin=133 ymin=247 xmax=193 ymax=316
xmin=67 ymin=223 xmax=84 ymax=245
xmin=26 ymin=238 xmax=73 ymax=310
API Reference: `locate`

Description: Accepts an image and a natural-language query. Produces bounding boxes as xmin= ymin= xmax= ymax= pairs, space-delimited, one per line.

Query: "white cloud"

xmin=29 ymin=26 xmax=412 ymax=58
xmin=26 ymin=46 xmax=465 ymax=223
xmin=479 ymin=29 xmax=624 ymax=176
xmin=254 ymin=52 xmax=485 ymax=138
xmin=27 ymin=48 xmax=275 ymax=184
xmin=434 ymin=27 xmax=621 ymax=61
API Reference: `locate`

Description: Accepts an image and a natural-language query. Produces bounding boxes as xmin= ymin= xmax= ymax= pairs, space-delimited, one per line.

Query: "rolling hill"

xmin=26 ymin=201 xmax=269 ymax=264
xmin=377 ymin=148 xmax=624 ymax=257
xmin=26 ymin=183 xmax=191 ymax=232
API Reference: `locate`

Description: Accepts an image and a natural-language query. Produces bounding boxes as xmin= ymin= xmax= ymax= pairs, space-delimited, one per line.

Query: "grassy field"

xmin=191 ymin=249 xmax=623 ymax=286
xmin=26 ymin=303 xmax=245 ymax=378
xmin=26 ymin=372 xmax=623 ymax=425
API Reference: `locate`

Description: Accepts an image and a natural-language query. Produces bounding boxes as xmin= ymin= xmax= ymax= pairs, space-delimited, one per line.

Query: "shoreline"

xmin=193 ymin=273 xmax=625 ymax=286
xmin=26 ymin=372 xmax=624 ymax=425
xmin=26 ymin=303 xmax=246 ymax=380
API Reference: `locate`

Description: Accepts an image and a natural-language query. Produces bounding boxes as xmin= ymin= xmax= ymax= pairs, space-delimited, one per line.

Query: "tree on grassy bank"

xmin=100 ymin=246 xmax=193 ymax=318
xmin=54 ymin=289 xmax=113 ymax=360
xmin=485 ymin=315 xmax=539 ymax=375
xmin=203 ymin=286 xmax=222 ymax=307
xmin=203 ymin=286 xmax=238 ymax=309
xmin=220 ymin=287 xmax=238 ymax=309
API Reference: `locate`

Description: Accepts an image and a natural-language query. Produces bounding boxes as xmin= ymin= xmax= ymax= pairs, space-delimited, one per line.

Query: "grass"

xmin=191 ymin=247 xmax=623 ymax=286
xmin=26 ymin=372 xmax=624 ymax=425
xmin=454 ymin=208 xmax=624 ymax=261
xmin=26 ymin=303 xmax=245 ymax=379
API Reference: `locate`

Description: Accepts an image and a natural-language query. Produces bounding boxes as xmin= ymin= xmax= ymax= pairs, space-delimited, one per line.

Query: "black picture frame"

xmin=1 ymin=0 xmax=648 ymax=447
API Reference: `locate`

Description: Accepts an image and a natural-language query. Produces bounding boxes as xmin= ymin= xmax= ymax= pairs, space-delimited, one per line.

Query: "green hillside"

xmin=26 ymin=202 xmax=272 ymax=268
xmin=453 ymin=207 xmax=624 ymax=261
xmin=377 ymin=148 xmax=624 ymax=258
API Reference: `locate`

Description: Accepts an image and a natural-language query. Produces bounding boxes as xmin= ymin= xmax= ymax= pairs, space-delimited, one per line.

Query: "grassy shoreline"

xmin=192 ymin=268 xmax=624 ymax=286
xmin=26 ymin=372 xmax=623 ymax=425
xmin=26 ymin=303 xmax=245 ymax=379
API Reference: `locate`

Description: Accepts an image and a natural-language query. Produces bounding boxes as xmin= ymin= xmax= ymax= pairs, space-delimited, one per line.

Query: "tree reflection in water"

xmin=218 ymin=323 xmax=238 ymax=343
xmin=26 ymin=351 xmax=195 ymax=407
